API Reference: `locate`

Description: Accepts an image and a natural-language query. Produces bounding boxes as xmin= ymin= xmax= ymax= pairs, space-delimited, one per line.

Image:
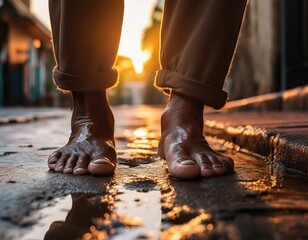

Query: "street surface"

xmin=0 ymin=106 xmax=308 ymax=240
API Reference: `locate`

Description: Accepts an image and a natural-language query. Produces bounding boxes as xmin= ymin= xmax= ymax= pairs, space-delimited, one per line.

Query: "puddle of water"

xmin=160 ymin=211 xmax=212 ymax=240
xmin=123 ymin=127 xmax=159 ymax=151
xmin=20 ymin=196 xmax=72 ymax=240
xmin=117 ymin=149 xmax=158 ymax=167
xmin=112 ymin=187 xmax=161 ymax=240
xmin=19 ymin=178 xmax=211 ymax=240
xmin=20 ymin=187 xmax=161 ymax=240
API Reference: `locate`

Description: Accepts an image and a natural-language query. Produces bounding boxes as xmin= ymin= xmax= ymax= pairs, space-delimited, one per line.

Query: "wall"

xmin=229 ymin=0 xmax=281 ymax=100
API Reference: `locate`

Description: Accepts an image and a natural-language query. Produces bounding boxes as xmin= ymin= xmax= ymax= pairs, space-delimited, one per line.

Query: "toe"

xmin=217 ymin=155 xmax=234 ymax=173
xmin=48 ymin=151 xmax=62 ymax=169
xmin=168 ymin=157 xmax=200 ymax=179
xmin=208 ymin=155 xmax=226 ymax=175
xmin=73 ymin=154 xmax=90 ymax=175
xmin=194 ymin=154 xmax=217 ymax=177
xmin=162 ymin=143 xmax=200 ymax=179
xmin=63 ymin=154 xmax=78 ymax=174
xmin=55 ymin=153 xmax=70 ymax=172
xmin=88 ymin=157 xmax=116 ymax=176
xmin=220 ymin=156 xmax=235 ymax=172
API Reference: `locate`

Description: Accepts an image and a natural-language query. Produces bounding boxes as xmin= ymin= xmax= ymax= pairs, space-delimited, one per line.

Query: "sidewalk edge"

xmin=204 ymin=121 xmax=308 ymax=177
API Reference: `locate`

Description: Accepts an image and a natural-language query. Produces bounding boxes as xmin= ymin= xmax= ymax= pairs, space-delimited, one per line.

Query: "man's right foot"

xmin=48 ymin=90 xmax=116 ymax=175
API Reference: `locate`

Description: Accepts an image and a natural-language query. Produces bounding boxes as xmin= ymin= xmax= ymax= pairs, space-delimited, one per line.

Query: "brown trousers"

xmin=49 ymin=0 xmax=247 ymax=109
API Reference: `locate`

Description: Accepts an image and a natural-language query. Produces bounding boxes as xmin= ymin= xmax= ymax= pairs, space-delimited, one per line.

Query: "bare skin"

xmin=158 ymin=91 xmax=234 ymax=179
xmin=48 ymin=90 xmax=233 ymax=179
xmin=48 ymin=90 xmax=116 ymax=175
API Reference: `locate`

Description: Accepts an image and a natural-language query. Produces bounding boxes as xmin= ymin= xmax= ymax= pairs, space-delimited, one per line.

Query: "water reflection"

xmin=44 ymin=194 xmax=110 ymax=240
xmin=42 ymin=186 xmax=161 ymax=240
xmin=21 ymin=176 xmax=215 ymax=240
xmin=124 ymin=127 xmax=159 ymax=150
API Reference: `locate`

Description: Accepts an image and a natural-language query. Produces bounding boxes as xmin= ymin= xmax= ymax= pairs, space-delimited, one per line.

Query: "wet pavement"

xmin=0 ymin=106 xmax=308 ymax=240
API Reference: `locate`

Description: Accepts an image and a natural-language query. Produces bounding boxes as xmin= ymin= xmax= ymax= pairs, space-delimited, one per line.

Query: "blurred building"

xmin=142 ymin=0 xmax=165 ymax=105
xmin=142 ymin=0 xmax=308 ymax=104
xmin=109 ymin=56 xmax=146 ymax=105
xmin=229 ymin=0 xmax=308 ymax=100
xmin=0 ymin=0 xmax=53 ymax=106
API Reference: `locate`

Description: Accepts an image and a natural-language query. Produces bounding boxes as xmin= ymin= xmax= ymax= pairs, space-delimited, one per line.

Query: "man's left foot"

xmin=158 ymin=91 xmax=234 ymax=179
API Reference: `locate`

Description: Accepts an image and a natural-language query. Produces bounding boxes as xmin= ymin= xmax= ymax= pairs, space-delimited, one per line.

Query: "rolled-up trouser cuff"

xmin=53 ymin=67 xmax=119 ymax=91
xmin=155 ymin=69 xmax=228 ymax=109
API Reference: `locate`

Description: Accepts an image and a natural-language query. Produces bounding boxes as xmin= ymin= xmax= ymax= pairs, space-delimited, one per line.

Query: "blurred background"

xmin=0 ymin=0 xmax=307 ymax=109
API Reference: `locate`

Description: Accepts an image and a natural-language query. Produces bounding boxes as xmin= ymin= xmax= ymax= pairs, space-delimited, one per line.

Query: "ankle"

xmin=72 ymin=90 xmax=111 ymax=116
xmin=168 ymin=91 xmax=204 ymax=112
xmin=72 ymin=90 xmax=107 ymax=105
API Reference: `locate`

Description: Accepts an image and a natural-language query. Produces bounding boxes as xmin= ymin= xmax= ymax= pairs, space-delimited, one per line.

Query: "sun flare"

xmin=130 ymin=50 xmax=150 ymax=74
xmin=117 ymin=0 xmax=157 ymax=74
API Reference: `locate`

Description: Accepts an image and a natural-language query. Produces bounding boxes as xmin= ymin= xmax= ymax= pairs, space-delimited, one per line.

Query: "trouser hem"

xmin=155 ymin=69 xmax=228 ymax=109
xmin=52 ymin=67 xmax=119 ymax=91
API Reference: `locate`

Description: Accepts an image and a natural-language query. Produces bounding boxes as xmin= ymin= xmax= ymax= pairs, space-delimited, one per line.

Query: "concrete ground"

xmin=0 ymin=106 xmax=308 ymax=240
xmin=0 ymin=108 xmax=67 ymax=125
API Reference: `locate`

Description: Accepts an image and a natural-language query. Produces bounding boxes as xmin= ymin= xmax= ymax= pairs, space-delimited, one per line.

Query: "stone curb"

xmin=204 ymin=121 xmax=308 ymax=176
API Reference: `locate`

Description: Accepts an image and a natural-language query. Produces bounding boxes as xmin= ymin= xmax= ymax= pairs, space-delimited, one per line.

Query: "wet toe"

xmin=212 ymin=163 xmax=227 ymax=175
xmin=48 ymin=151 xmax=62 ymax=169
xmin=55 ymin=154 xmax=70 ymax=172
xmin=63 ymin=154 xmax=78 ymax=174
xmin=48 ymin=151 xmax=61 ymax=162
xmin=192 ymin=153 xmax=211 ymax=177
xmin=73 ymin=167 xmax=88 ymax=175
xmin=168 ymin=159 xmax=200 ymax=179
xmin=73 ymin=155 xmax=90 ymax=175
xmin=88 ymin=157 xmax=116 ymax=176
xmin=206 ymin=155 xmax=229 ymax=175
xmin=220 ymin=157 xmax=235 ymax=172
xmin=200 ymin=166 xmax=217 ymax=177
xmin=178 ymin=159 xmax=196 ymax=165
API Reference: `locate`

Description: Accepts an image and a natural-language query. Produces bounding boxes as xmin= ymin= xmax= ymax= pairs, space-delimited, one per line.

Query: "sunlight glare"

xmin=118 ymin=0 xmax=156 ymax=74
xmin=133 ymin=128 xmax=149 ymax=139
xmin=131 ymin=51 xmax=150 ymax=74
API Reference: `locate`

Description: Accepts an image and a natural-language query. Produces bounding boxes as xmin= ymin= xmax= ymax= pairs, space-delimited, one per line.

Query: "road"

xmin=0 ymin=106 xmax=308 ymax=240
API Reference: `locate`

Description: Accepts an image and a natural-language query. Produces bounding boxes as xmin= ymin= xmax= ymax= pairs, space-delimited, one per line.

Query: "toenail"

xmin=92 ymin=158 xmax=114 ymax=165
xmin=74 ymin=167 xmax=85 ymax=171
xmin=213 ymin=164 xmax=223 ymax=168
xmin=49 ymin=157 xmax=57 ymax=163
xmin=56 ymin=166 xmax=63 ymax=171
xmin=64 ymin=167 xmax=72 ymax=172
xmin=202 ymin=165 xmax=212 ymax=169
xmin=179 ymin=160 xmax=196 ymax=165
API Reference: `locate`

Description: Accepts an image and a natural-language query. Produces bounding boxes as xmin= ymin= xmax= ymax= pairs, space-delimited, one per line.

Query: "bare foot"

xmin=48 ymin=91 xmax=116 ymax=175
xmin=158 ymin=91 xmax=234 ymax=179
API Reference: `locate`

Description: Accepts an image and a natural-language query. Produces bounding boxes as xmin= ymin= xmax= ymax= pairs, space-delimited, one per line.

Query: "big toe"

xmin=168 ymin=159 xmax=200 ymax=179
xmin=88 ymin=157 xmax=116 ymax=176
